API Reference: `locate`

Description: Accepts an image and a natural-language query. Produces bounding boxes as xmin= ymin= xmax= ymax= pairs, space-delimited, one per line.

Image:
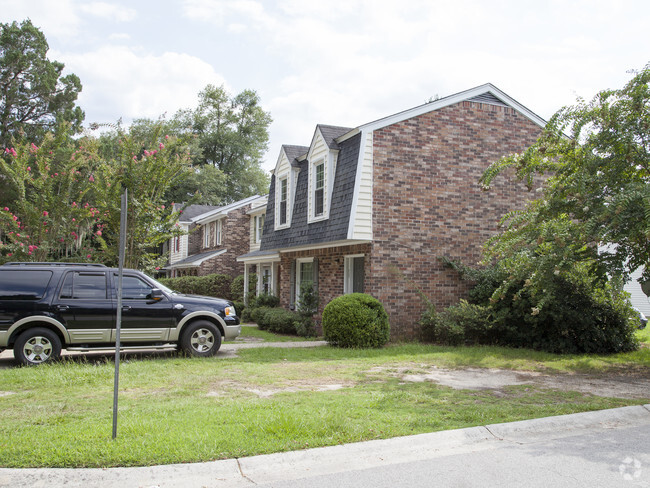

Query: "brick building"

xmin=167 ymin=195 xmax=267 ymax=278
xmin=238 ymin=84 xmax=545 ymax=339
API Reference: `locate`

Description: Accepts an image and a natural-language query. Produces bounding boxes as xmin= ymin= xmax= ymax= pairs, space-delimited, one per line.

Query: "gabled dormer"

xmin=273 ymin=145 xmax=308 ymax=230
xmin=305 ymin=125 xmax=351 ymax=224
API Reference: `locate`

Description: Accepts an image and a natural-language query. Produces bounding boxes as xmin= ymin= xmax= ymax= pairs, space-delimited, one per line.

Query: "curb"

xmin=1 ymin=405 xmax=648 ymax=488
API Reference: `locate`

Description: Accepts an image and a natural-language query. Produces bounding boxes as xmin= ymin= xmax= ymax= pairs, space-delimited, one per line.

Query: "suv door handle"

xmin=56 ymin=305 xmax=69 ymax=311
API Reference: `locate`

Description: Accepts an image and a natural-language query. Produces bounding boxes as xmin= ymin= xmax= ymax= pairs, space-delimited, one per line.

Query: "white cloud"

xmin=58 ymin=45 xmax=227 ymax=124
xmin=78 ymin=2 xmax=137 ymax=22
xmin=0 ymin=0 xmax=81 ymax=40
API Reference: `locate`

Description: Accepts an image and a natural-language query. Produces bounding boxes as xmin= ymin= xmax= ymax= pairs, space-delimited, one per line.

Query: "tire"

xmin=180 ymin=321 xmax=222 ymax=357
xmin=14 ymin=328 xmax=62 ymax=366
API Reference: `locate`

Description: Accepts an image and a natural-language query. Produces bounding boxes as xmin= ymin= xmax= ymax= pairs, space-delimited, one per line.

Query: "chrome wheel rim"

xmin=190 ymin=328 xmax=215 ymax=353
xmin=23 ymin=336 xmax=54 ymax=364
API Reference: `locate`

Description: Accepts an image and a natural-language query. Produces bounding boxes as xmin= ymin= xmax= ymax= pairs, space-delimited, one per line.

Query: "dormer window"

xmin=255 ymin=214 xmax=265 ymax=243
xmin=278 ymin=176 xmax=289 ymax=228
xmin=314 ymin=162 xmax=324 ymax=217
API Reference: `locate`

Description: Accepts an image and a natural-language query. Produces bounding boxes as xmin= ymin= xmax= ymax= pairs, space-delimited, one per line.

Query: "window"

xmin=279 ymin=177 xmax=288 ymax=226
xmin=314 ymin=162 xmax=324 ymax=217
xmin=0 ymin=270 xmax=52 ymax=300
xmin=292 ymin=257 xmax=318 ymax=308
xmin=216 ymin=219 xmax=223 ymax=246
xmin=60 ymin=272 xmax=107 ymax=299
xmin=255 ymin=214 xmax=265 ymax=243
xmin=261 ymin=265 xmax=271 ymax=294
xmin=344 ymin=255 xmax=365 ymax=294
xmin=203 ymin=222 xmax=211 ymax=248
xmin=117 ymin=275 xmax=155 ymax=300
xmin=174 ymin=236 xmax=180 ymax=253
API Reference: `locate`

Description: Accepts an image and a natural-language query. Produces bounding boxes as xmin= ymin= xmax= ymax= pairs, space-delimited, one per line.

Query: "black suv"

xmin=0 ymin=262 xmax=240 ymax=365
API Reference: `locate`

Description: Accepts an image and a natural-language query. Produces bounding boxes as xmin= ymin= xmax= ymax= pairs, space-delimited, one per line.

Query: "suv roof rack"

xmin=1 ymin=262 xmax=107 ymax=268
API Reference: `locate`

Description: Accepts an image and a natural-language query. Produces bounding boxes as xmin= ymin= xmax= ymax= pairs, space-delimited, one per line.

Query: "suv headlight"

xmin=225 ymin=306 xmax=236 ymax=317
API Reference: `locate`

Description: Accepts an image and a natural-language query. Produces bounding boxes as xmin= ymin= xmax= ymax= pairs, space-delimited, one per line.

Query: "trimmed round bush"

xmin=322 ymin=293 xmax=390 ymax=348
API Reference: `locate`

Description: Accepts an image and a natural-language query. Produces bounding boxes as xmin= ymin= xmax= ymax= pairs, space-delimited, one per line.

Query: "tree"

xmin=183 ymin=85 xmax=271 ymax=202
xmin=480 ymin=64 xmax=650 ymax=288
xmin=0 ymin=20 xmax=84 ymax=147
xmin=93 ymin=125 xmax=193 ymax=271
xmin=0 ymin=132 xmax=97 ymax=262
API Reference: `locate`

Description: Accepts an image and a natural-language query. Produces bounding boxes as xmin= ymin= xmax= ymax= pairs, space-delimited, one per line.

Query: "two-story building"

xmin=168 ymin=195 xmax=267 ymax=278
xmin=238 ymin=84 xmax=546 ymax=338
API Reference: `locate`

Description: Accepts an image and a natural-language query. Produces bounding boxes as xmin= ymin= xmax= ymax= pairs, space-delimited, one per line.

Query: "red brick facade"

xmin=368 ymin=100 xmax=541 ymax=338
xmin=197 ymin=206 xmax=251 ymax=277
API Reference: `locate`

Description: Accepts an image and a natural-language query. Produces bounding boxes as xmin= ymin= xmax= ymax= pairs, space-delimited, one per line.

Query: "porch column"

xmin=243 ymin=263 xmax=250 ymax=305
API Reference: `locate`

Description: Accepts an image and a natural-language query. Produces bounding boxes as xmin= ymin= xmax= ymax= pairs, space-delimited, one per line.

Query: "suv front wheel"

xmin=14 ymin=328 xmax=62 ymax=366
xmin=180 ymin=321 xmax=222 ymax=357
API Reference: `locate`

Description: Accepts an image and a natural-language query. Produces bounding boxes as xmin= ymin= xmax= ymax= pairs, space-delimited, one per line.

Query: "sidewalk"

xmin=1 ymin=405 xmax=649 ymax=488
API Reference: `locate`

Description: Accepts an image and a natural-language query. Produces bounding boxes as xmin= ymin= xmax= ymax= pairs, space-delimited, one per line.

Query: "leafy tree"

xmin=0 ymin=132 xmax=96 ymax=262
xmin=481 ymin=64 xmax=650 ymax=289
xmin=93 ymin=125 xmax=192 ymax=271
xmin=181 ymin=85 xmax=271 ymax=202
xmin=0 ymin=19 xmax=84 ymax=147
xmin=163 ymin=164 xmax=227 ymax=206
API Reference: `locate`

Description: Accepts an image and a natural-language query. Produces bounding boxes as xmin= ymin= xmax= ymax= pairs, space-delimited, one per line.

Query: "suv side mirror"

xmin=149 ymin=288 xmax=164 ymax=301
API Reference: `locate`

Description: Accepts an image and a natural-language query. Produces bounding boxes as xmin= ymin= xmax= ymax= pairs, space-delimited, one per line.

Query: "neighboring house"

xmin=238 ymin=84 xmax=545 ymax=339
xmin=625 ymin=269 xmax=650 ymax=317
xmin=167 ymin=195 xmax=266 ymax=278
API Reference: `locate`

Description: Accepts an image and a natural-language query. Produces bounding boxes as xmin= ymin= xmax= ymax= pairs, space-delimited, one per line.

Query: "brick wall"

xmin=369 ymin=101 xmax=542 ymax=339
xmin=197 ymin=206 xmax=251 ymax=278
xmin=279 ymin=244 xmax=372 ymax=323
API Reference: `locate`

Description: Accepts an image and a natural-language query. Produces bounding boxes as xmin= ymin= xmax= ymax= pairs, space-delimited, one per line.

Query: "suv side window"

xmin=60 ymin=272 xmax=108 ymax=299
xmin=0 ymin=270 xmax=53 ymax=300
xmin=118 ymin=275 xmax=156 ymax=300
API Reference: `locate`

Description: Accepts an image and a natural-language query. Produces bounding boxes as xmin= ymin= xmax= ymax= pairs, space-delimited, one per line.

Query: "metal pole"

xmin=112 ymin=189 xmax=127 ymax=439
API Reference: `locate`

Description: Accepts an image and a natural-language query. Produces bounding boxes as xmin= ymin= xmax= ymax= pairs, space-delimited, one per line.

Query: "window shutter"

xmin=289 ymin=260 xmax=296 ymax=309
xmin=313 ymin=257 xmax=319 ymax=294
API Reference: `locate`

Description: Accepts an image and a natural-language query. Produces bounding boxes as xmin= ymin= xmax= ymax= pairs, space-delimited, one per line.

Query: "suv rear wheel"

xmin=14 ymin=328 xmax=62 ymax=366
xmin=180 ymin=321 xmax=222 ymax=357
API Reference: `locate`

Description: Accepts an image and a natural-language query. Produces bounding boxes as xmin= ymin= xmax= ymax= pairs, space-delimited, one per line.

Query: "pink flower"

xmin=159 ymin=143 xmax=165 ymax=149
xmin=30 ymin=143 xmax=38 ymax=153
xmin=27 ymin=166 xmax=31 ymax=171
xmin=87 ymin=254 xmax=91 ymax=259
xmin=155 ymin=266 xmax=160 ymax=270
xmin=96 ymin=230 xmax=102 ymax=236
xmin=89 ymin=175 xmax=94 ymax=182
xmin=3 ymin=207 xmax=8 ymax=212
xmin=7 ymin=253 xmax=12 ymax=257
xmin=43 ymin=211 xmax=48 ymax=216
xmin=165 ymin=135 xmax=169 ymax=140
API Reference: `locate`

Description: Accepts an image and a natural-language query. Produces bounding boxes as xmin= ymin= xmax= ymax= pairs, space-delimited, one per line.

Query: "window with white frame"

xmin=216 ymin=219 xmax=223 ymax=246
xmin=203 ymin=222 xmax=211 ymax=248
xmin=276 ymin=176 xmax=289 ymax=228
xmin=294 ymin=257 xmax=316 ymax=306
xmin=261 ymin=265 xmax=271 ymax=294
xmin=314 ymin=162 xmax=324 ymax=217
xmin=255 ymin=214 xmax=265 ymax=243
xmin=344 ymin=255 xmax=365 ymax=294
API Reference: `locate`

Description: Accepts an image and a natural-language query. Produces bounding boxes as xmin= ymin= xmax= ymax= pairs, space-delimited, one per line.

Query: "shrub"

xmin=158 ymin=274 xmax=232 ymax=298
xmin=253 ymin=293 xmax=280 ymax=308
xmin=264 ymin=308 xmax=299 ymax=335
xmin=230 ymin=274 xmax=257 ymax=303
xmin=421 ymin=300 xmax=494 ymax=346
xmin=250 ymin=306 xmax=274 ymax=330
xmin=322 ymin=293 xmax=390 ymax=348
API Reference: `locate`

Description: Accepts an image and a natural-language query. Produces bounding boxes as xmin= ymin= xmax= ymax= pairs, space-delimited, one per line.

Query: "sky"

xmin=1 ymin=0 xmax=649 ymax=171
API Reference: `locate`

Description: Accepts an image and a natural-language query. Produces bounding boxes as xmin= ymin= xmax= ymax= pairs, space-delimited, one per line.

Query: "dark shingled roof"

xmin=173 ymin=204 xmax=221 ymax=223
xmin=261 ymin=132 xmax=361 ymax=251
xmin=317 ymin=125 xmax=353 ymax=150
xmin=282 ymin=145 xmax=309 ymax=168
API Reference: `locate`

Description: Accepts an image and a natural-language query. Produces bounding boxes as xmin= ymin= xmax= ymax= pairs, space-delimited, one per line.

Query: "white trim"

xmin=237 ymin=252 xmax=281 ymax=264
xmin=169 ymin=249 xmax=227 ymax=268
xmin=308 ymin=157 xmax=328 ymax=223
xmin=277 ymin=239 xmax=372 ymax=254
xmin=192 ymin=195 xmax=261 ymax=225
xmin=359 ymin=83 xmax=547 ymax=132
xmin=275 ymin=173 xmax=291 ymax=230
xmin=348 ymin=129 xmax=369 ymax=239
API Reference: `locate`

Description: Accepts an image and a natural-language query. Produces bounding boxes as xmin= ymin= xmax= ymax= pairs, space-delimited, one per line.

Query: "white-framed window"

xmin=293 ymin=257 xmax=316 ymax=307
xmin=216 ymin=219 xmax=223 ymax=246
xmin=344 ymin=254 xmax=365 ymax=294
xmin=261 ymin=265 xmax=271 ymax=294
xmin=314 ymin=162 xmax=324 ymax=217
xmin=203 ymin=222 xmax=211 ymax=248
xmin=278 ymin=176 xmax=288 ymax=227
xmin=255 ymin=214 xmax=265 ymax=243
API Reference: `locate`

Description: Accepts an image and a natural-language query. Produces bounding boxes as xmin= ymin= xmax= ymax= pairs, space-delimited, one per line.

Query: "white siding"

xmin=350 ymin=131 xmax=373 ymax=240
xmin=169 ymin=224 xmax=189 ymax=264
xmin=626 ymin=268 xmax=650 ymax=316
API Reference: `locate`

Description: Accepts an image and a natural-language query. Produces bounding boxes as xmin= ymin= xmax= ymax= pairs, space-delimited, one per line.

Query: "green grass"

xmin=636 ymin=326 xmax=650 ymax=344
xmin=231 ymin=325 xmax=319 ymax=342
xmin=0 ymin=343 xmax=648 ymax=468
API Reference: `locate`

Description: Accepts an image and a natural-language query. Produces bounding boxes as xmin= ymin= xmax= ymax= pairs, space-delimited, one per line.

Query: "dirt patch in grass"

xmin=370 ymin=365 xmax=650 ymax=399
xmin=206 ymin=379 xmax=352 ymax=398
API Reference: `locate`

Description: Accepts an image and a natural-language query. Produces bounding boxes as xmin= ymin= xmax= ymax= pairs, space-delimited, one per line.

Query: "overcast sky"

xmin=1 ymin=0 xmax=648 ymax=171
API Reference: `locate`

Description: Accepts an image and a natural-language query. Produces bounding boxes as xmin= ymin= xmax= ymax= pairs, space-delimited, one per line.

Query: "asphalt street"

xmin=2 ymin=405 xmax=649 ymax=488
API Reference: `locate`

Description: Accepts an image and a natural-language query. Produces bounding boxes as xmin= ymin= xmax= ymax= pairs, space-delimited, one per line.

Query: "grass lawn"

xmin=232 ymin=324 xmax=320 ymax=342
xmin=1 ymin=337 xmax=649 ymax=468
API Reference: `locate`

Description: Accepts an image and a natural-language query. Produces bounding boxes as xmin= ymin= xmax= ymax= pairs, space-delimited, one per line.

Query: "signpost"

xmin=112 ymin=189 xmax=127 ymax=439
